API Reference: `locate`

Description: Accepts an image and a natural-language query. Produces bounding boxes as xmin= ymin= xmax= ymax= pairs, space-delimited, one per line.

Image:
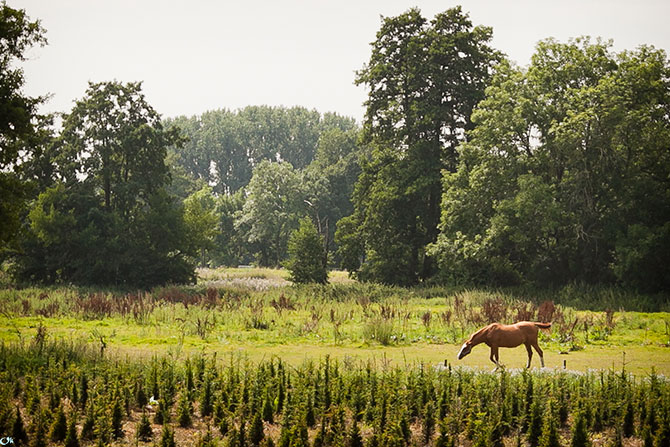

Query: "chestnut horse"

xmin=457 ymin=321 xmax=551 ymax=369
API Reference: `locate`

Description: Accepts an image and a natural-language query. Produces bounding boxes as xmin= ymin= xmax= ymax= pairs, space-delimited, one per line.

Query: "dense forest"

xmin=1 ymin=4 xmax=669 ymax=292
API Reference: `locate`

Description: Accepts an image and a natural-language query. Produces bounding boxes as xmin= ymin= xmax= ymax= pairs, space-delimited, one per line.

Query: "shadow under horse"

xmin=457 ymin=321 xmax=552 ymax=369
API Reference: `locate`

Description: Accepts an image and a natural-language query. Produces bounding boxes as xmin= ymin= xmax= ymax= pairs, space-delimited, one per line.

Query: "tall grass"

xmin=1 ymin=271 xmax=669 ymax=352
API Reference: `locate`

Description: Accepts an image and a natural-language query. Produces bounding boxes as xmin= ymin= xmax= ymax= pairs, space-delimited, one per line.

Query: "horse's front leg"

xmin=490 ymin=346 xmax=501 ymax=371
xmin=525 ymin=343 xmax=533 ymax=368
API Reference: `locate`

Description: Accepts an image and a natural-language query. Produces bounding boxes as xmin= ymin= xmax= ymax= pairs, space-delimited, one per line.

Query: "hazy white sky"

xmin=14 ymin=0 xmax=670 ymax=123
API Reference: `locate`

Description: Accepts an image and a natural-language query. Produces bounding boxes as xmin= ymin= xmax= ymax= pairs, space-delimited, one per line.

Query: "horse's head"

xmin=457 ymin=341 xmax=473 ymax=359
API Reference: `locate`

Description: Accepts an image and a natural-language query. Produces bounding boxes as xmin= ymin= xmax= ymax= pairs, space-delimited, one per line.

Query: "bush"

xmin=283 ymin=217 xmax=328 ymax=284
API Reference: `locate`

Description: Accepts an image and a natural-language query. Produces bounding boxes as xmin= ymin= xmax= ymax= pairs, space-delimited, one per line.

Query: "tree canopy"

xmin=165 ymin=107 xmax=357 ymax=195
xmin=429 ymin=38 xmax=670 ymax=291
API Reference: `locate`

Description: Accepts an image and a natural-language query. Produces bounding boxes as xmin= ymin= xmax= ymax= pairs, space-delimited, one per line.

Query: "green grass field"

xmin=1 ymin=267 xmax=669 ymax=375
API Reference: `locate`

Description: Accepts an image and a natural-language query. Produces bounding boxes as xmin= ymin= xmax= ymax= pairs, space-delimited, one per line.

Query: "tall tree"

xmin=305 ymin=127 xmax=363 ymax=265
xmin=0 ymin=2 xmax=47 ymax=250
xmin=58 ymin=81 xmax=179 ymax=214
xmin=339 ymin=7 xmax=499 ymax=285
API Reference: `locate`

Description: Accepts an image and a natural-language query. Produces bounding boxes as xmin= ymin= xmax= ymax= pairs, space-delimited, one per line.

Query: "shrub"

xmin=249 ymin=412 xmax=265 ymax=446
xmin=539 ymin=410 xmax=560 ymax=447
xmin=30 ymin=410 xmax=48 ymax=447
xmin=177 ymin=390 xmax=193 ymax=427
xmin=347 ymin=421 xmax=364 ymax=447
xmin=200 ymin=374 xmax=213 ymax=417
xmin=111 ymin=400 xmax=124 ymax=439
xmin=423 ymin=401 xmax=436 ymax=444
xmin=571 ymin=410 xmax=590 ymax=447
xmin=11 ymin=406 xmax=27 ymax=444
xmin=283 ymin=217 xmax=328 ymax=284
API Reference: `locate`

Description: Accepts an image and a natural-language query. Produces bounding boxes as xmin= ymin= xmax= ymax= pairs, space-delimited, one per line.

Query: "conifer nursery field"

xmin=1 ymin=268 xmax=670 ymax=446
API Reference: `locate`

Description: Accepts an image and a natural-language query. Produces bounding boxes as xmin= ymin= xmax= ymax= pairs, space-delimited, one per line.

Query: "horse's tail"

xmin=534 ymin=322 xmax=552 ymax=331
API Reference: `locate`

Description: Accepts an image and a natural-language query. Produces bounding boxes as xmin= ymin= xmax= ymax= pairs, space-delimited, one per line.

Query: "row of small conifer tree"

xmin=1 ymin=339 xmax=669 ymax=446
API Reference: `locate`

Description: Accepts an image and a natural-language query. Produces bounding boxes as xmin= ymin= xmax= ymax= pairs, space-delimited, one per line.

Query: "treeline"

xmin=336 ymin=9 xmax=670 ymax=292
xmin=164 ymin=107 xmax=362 ymax=269
xmin=2 ymin=339 xmax=669 ymax=447
xmin=2 ymin=3 xmax=670 ymax=292
xmin=166 ymin=107 xmax=358 ymax=195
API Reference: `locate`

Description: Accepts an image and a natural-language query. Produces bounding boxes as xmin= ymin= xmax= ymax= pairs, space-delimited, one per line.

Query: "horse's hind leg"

xmin=532 ymin=342 xmax=545 ymax=368
xmin=525 ymin=343 xmax=533 ymax=368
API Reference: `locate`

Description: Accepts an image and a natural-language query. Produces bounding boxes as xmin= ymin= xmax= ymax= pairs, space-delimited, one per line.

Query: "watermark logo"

xmin=0 ymin=438 xmax=14 ymax=446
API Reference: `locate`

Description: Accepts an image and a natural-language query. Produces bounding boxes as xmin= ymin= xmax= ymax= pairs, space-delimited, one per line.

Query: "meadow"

xmin=1 ymin=268 xmax=669 ymax=446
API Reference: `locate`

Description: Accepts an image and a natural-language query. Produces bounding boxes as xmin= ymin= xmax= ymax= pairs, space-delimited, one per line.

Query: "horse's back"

xmin=491 ymin=323 xmax=527 ymax=347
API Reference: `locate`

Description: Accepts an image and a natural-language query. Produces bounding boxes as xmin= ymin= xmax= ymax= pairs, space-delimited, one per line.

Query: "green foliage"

xmin=0 ymin=338 xmax=668 ymax=447
xmin=613 ymin=223 xmax=670 ymax=292
xmin=165 ymin=107 xmax=357 ymax=195
xmin=539 ymin=408 xmax=561 ymax=447
xmin=622 ymin=397 xmax=635 ymax=438
xmin=49 ymin=403 xmax=68 ymax=442
xmin=237 ymin=160 xmax=305 ymax=266
xmin=184 ymin=185 xmax=220 ymax=266
xmin=200 ymin=373 xmax=213 ymax=417
xmin=527 ymin=398 xmax=543 ymax=447
xmin=64 ymin=415 xmax=80 ymax=447
xmin=11 ymin=406 xmax=27 ymax=444
xmin=30 ymin=410 xmax=48 ymax=447
xmin=422 ymin=401 xmax=436 ymax=444
xmin=177 ymin=388 xmax=193 ymax=427
xmin=249 ymin=411 xmax=265 ymax=446
xmin=347 ymin=421 xmax=364 ymax=447
xmin=344 ymin=6 xmax=500 ymax=285
xmin=571 ymin=410 xmax=591 ymax=447
xmin=111 ymin=399 xmax=124 ymax=439
xmin=284 ymin=217 xmax=328 ymax=284
xmin=0 ymin=2 xmax=47 ymax=250
xmin=136 ymin=411 xmax=153 ymax=442
xmin=196 ymin=425 xmax=217 ymax=447
xmin=262 ymin=392 xmax=274 ymax=423
xmin=158 ymin=423 xmax=176 ymax=447
xmin=431 ymin=39 xmax=670 ymax=292
xmin=11 ymin=81 xmax=196 ymax=288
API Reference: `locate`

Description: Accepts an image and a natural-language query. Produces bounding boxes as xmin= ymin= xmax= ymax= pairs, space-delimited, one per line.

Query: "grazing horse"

xmin=457 ymin=321 xmax=551 ymax=369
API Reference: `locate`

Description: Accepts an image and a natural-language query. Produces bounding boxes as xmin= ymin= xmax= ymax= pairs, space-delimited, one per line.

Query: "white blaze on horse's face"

xmin=457 ymin=342 xmax=472 ymax=359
